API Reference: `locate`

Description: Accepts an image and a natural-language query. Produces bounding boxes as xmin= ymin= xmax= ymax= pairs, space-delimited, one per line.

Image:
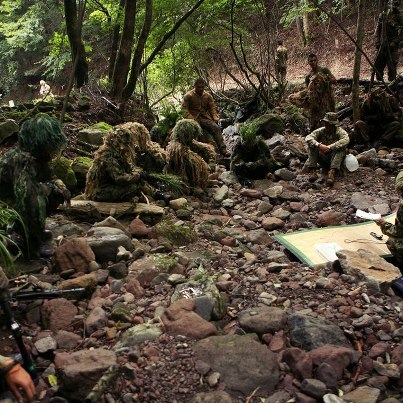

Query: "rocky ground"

xmin=1 ymin=126 xmax=403 ymax=403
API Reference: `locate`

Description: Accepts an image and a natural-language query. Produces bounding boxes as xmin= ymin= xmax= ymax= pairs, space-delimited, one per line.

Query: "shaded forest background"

xmin=0 ymin=0 xmax=400 ymax=113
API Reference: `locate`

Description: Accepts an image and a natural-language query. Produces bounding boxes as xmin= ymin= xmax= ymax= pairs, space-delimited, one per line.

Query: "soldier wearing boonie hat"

xmin=302 ymin=112 xmax=350 ymax=187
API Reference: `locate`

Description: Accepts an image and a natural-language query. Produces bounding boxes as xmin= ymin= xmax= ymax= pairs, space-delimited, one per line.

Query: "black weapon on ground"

xmin=0 ymin=288 xmax=37 ymax=381
xmin=0 ymin=286 xmax=85 ymax=382
xmin=13 ymin=287 xmax=85 ymax=301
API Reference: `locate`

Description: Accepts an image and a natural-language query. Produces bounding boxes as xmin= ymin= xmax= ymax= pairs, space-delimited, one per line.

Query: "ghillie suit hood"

xmin=19 ymin=113 xmax=66 ymax=161
xmin=171 ymin=119 xmax=203 ymax=146
xmin=166 ymin=120 xmax=209 ymax=188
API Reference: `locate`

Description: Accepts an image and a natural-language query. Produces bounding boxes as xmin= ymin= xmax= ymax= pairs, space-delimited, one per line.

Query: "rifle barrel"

xmin=14 ymin=288 xmax=85 ymax=300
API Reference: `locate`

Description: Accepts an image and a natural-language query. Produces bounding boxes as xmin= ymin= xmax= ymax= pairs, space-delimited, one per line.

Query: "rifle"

xmin=0 ymin=288 xmax=37 ymax=381
xmin=0 ymin=286 xmax=85 ymax=382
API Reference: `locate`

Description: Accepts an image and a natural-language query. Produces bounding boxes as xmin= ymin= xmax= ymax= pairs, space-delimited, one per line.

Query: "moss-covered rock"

xmin=254 ymin=113 xmax=285 ymax=138
xmin=71 ymin=156 xmax=92 ymax=189
xmin=154 ymin=220 xmax=197 ymax=246
xmin=281 ymin=105 xmax=308 ymax=134
xmin=51 ymin=157 xmax=77 ymax=190
xmin=149 ymin=253 xmax=178 ymax=273
xmin=77 ymin=122 xmax=112 ymax=146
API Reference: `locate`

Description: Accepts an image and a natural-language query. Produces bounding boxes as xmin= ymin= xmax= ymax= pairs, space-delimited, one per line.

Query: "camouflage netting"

xmin=166 ymin=119 xmax=209 ymax=189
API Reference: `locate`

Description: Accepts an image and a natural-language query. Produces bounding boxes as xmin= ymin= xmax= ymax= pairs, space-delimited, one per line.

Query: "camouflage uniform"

xmin=230 ymin=136 xmax=277 ymax=179
xmin=289 ymin=71 xmax=335 ymax=131
xmin=305 ymin=125 xmax=350 ymax=171
xmin=85 ymin=123 xmax=166 ymax=202
xmin=275 ymin=45 xmax=288 ymax=83
xmin=0 ymin=114 xmax=69 ymax=255
xmin=306 ymin=72 xmax=336 ymax=131
xmin=379 ymin=171 xmax=403 ymax=265
xmin=374 ymin=4 xmax=402 ymax=82
xmin=353 ymin=87 xmax=402 ymax=146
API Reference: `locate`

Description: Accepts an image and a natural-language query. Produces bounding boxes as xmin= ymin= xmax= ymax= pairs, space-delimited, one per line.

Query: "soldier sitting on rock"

xmin=85 ymin=122 xmax=167 ymax=202
xmin=230 ymin=122 xmax=278 ymax=186
xmin=353 ymin=87 xmax=402 ymax=147
xmin=0 ymin=113 xmax=70 ymax=257
xmin=165 ymin=119 xmax=216 ymax=193
xmin=376 ymin=170 xmax=403 ymax=266
xmin=303 ymin=112 xmax=350 ymax=187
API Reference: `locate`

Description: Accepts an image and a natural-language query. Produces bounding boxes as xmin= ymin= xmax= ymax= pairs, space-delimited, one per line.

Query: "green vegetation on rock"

xmin=154 ymin=220 xmax=197 ymax=246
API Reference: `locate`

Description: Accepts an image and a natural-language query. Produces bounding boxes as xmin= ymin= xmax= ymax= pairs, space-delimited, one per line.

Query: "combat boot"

xmin=326 ymin=169 xmax=336 ymax=187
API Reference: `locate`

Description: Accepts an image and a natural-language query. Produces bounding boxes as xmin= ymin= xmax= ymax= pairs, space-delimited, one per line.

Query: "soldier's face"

xmin=308 ymin=57 xmax=318 ymax=69
xmin=195 ymin=83 xmax=205 ymax=95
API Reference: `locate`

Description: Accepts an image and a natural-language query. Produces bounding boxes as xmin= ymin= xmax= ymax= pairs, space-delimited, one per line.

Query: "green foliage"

xmin=91 ymin=122 xmax=112 ymax=131
xmin=149 ymin=253 xmax=178 ymax=272
xmin=154 ymin=220 xmax=197 ymax=246
xmin=239 ymin=121 xmax=259 ymax=144
xmin=280 ymin=0 xmax=349 ymax=27
xmin=148 ymin=173 xmax=188 ymax=196
xmin=41 ymin=32 xmax=71 ymax=79
xmin=0 ymin=202 xmax=28 ymax=275
xmin=156 ymin=104 xmax=186 ymax=136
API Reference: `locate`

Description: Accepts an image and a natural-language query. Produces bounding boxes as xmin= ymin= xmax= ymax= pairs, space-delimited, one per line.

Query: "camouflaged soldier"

xmin=165 ymin=119 xmax=211 ymax=191
xmin=0 ymin=114 xmax=69 ymax=256
xmin=275 ymin=39 xmax=288 ymax=84
xmin=85 ymin=123 xmax=166 ymax=202
xmin=303 ymin=112 xmax=350 ymax=187
xmin=376 ymin=170 xmax=403 ymax=265
xmin=230 ymin=124 xmax=278 ymax=183
xmin=374 ymin=0 xmax=402 ymax=82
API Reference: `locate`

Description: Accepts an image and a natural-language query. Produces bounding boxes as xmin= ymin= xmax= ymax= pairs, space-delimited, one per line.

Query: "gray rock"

xmin=35 ymin=336 xmax=57 ymax=354
xmin=86 ymin=226 xmax=133 ymax=262
xmin=85 ymin=306 xmax=108 ymax=335
xmin=77 ymin=126 xmax=109 ymax=146
xmin=300 ymin=378 xmax=327 ymax=399
xmin=288 ymin=314 xmax=351 ymax=351
xmin=238 ymin=306 xmax=287 ymax=335
xmin=194 ymin=334 xmax=279 ymax=396
xmin=219 ymin=171 xmax=238 ymax=185
xmin=214 ymin=185 xmax=229 ymax=203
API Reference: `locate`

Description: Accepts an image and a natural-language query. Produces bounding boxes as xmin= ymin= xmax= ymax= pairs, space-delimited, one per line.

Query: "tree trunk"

xmin=108 ymin=0 xmax=126 ymax=80
xmin=110 ymin=0 xmax=137 ymax=98
xmin=64 ymin=0 xmax=88 ymax=87
xmin=352 ymin=0 xmax=365 ymax=122
xmin=119 ymin=0 xmax=206 ymax=101
xmin=302 ymin=11 xmax=310 ymax=45
xmin=122 ymin=0 xmax=153 ymax=100
xmin=296 ymin=17 xmax=307 ymax=46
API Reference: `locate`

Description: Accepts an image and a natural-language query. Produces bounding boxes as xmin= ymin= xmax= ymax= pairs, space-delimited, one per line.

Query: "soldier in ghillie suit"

xmin=374 ymin=0 xmax=402 ymax=82
xmin=165 ymin=119 xmax=215 ymax=191
xmin=230 ymin=122 xmax=278 ymax=184
xmin=303 ymin=112 xmax=350 ymax=187
xmin=0 ymin=113 xmax=70 ymax=256
xmin=377 ymin=170 xmax=403 ymax=265
xmin=85 ymin=122 xmax=166 ymax=202
xmin=182 ymin=78 xmax=229 ymax=156
xmin=289 ymin=54 xmax=336 ymax=131
xmin=353 ymin=87 xmax=402 ymax=146
xmin=275 ymin=39 xmax=288 ymax=84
